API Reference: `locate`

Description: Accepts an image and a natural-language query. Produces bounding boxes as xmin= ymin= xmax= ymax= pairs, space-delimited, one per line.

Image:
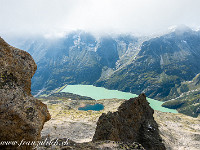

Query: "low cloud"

xmin=0 ymin=0 xmax=200 ymax=37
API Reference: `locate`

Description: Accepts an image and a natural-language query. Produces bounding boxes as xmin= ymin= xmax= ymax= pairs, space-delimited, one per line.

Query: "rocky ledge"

xmin=0 ymin=37 xmax=51 ymax=150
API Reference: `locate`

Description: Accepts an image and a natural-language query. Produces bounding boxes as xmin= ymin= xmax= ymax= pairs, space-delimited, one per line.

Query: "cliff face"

xmin=93 ymin=94 xmax=166 ymax=150
xmin=0 ymin=37 xmax=51 ymax=149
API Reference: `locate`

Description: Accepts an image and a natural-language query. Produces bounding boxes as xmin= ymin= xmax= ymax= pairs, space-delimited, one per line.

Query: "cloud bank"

xmin=0 ymin=0 xmax=200 ymax=37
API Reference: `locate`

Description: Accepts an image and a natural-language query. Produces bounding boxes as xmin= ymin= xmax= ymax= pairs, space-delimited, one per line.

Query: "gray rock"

xmin=93 ymin=93 xmax=166 ymax=150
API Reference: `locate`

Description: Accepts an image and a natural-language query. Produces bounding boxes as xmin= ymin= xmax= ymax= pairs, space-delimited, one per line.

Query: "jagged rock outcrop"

xmin=92 ymin=93 xmax=166 ymax=150
xmin=0 ymin=37 xmax=51 ymax=149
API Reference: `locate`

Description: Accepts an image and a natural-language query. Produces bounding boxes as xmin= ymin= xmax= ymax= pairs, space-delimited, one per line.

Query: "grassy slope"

xmin=162 ymin=73 xmax=200 ymax=117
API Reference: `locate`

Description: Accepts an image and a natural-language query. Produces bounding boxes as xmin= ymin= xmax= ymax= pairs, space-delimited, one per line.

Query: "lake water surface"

xmin=61 ymin=85 xmax=177 ymax=113
xmin=78 ymin=103 xmax=104 ymax=111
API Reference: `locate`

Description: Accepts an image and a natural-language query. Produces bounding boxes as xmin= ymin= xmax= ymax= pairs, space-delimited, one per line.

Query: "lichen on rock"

xmin=0 ymin=37 xmax=51 ymax=150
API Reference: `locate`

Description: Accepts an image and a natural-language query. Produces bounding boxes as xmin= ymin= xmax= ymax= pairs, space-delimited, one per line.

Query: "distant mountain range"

xmin=9 ymin=26 xmax=200 ymax=117
xmin=10 ymin=31 xmax=139 ymax=95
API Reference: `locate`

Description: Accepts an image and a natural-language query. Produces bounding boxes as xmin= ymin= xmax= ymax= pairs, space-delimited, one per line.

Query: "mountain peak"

xmin=168 ymin=25 xmax=192 ymax=34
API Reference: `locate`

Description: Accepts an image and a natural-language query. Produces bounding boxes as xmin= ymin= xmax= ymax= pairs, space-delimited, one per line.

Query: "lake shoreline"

xmin=61 ymin=84 xmax=177 ymax=113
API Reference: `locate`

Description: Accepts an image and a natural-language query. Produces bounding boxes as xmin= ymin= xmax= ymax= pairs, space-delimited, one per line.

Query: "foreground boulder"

xmin=0 ymin=37 xmax=51 ymax=149
xmin=93 ymin=93 xmax=166 ymax=150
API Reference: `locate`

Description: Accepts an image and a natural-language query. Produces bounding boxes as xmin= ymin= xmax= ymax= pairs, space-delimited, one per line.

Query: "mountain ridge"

xmin=6 ymin=27 xmax=200 ymax=117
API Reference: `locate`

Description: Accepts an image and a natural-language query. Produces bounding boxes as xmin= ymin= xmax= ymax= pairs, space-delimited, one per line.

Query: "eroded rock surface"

xmin=93 ymin=93 xmax=166 ymax=150
xmin=0 ymin=37 xmax=51 ymax=149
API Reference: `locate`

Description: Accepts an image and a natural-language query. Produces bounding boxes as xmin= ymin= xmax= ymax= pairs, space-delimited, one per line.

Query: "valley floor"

xmin=41 ymin=98 xmax=200 ymax=150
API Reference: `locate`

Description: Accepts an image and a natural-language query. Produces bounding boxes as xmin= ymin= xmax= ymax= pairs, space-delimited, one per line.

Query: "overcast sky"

xmin=0 ymin=0 xmax=200 ymax=38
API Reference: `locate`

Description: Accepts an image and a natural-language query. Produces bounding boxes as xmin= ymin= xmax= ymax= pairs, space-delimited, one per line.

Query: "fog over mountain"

xmin=1 ymin=0 xmax=200 ymax=38
xmin=1 ymin=0 xmax=200 ymax=118
xmin=1 ymin=1 xmax=200 ymax=149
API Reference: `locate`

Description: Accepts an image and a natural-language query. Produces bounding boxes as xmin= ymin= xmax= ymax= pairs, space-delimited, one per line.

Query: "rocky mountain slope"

xmin=97 ymin=26 xmax=200 ymax=100
xmin=11 ymin=32 xmax=138 ymax=96
xmin=7 ymin=26 xmax=200 ymax=117
xmin=162 ymin=73 xmax=200 ymax=117
xmin=154 ymin=111 xmax=200 ymax=150
xmin=95 ymin=27 xmax=200 ymax=117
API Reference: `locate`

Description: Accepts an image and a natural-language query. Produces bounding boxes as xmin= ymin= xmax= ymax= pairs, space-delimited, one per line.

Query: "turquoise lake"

xmin=61 ymin=85 xmax=177 ymax=113
xmin=78 ymin=103 xmax=104 ymax=111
